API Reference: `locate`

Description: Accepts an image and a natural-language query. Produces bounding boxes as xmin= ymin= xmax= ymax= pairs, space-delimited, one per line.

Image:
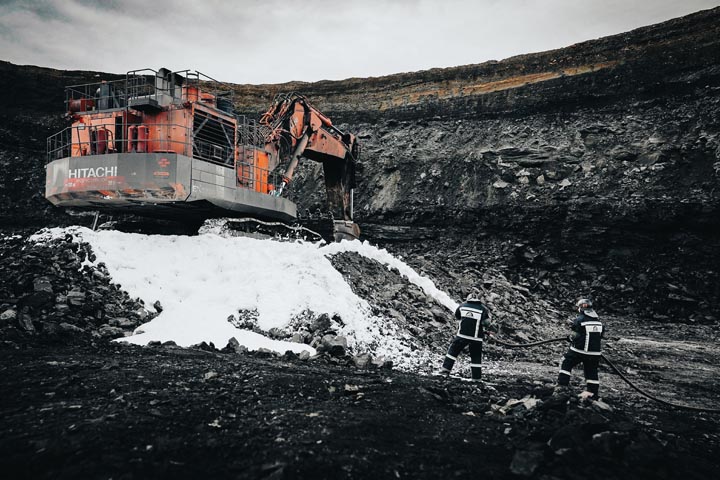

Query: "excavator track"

xmin=202 ymin=218 xmax=324 ymax=242
xmin=200 ymin=217 xmax=360 ymax=243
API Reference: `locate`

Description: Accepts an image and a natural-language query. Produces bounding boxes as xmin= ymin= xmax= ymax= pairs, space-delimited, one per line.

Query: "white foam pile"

xmin=30 ymin=226 xmax=456 ymax=370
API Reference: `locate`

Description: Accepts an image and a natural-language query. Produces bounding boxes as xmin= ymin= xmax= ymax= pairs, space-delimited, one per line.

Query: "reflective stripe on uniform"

xmin=559 ymin=369 xmax=572 ymax=376
xmin=445 ymin=354 xmax=457 ymax=361
xmin=459 ymin=306 xmax=484 ymax=318
xmin=586 ymin=379 xmax=600 ymax=384
xmin=570 ymin=346 xmax=601 ymax=356
xmin=470 ymin=363 xmax=482 ymax=368
xmin=456 ymin=333 xmax=483 ymax=341
xmin=580 ymin=321 xmax=602 ymax=327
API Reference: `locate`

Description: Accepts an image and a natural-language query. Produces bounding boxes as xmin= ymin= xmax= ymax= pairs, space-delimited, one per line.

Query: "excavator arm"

xmin=260 ymin=93 xmax=358 ymax=223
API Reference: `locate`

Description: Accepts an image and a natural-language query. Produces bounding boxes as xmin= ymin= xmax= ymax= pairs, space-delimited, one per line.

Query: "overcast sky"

xmin=1 ymin=0 xmax=718 ymax=84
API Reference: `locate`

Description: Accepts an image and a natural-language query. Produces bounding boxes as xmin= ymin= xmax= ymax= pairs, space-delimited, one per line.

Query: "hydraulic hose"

xmin=486 ymin=334 xmax=720 ymax=413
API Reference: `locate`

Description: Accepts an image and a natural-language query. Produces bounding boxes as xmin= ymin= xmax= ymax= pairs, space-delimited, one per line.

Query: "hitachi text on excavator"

xmin=45 ymin=68 xmax=360 ymax=241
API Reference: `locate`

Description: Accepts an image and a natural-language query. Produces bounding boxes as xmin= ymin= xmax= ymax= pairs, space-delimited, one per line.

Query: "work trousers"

xmin=442 ymin=336 xmax=483 ymax=379
xmin=558 ymin=350 xmax=600 ymax=396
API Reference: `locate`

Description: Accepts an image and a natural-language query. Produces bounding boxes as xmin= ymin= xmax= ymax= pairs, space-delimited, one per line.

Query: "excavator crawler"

xmin=45 ymin=68 xmax=360 ymax=241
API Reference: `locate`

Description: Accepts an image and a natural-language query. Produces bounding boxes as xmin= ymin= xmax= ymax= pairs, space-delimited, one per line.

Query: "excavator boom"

xmin=260 ymin=93 xmax=359 ymax=224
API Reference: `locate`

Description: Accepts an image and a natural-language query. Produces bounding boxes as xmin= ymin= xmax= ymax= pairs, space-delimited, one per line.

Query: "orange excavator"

xmin=45 ymin=68 xmax=360 ymax=241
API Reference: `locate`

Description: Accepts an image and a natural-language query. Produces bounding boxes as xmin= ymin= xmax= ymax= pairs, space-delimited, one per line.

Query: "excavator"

xmin=45 ymin=68 xmax=360 ymax=241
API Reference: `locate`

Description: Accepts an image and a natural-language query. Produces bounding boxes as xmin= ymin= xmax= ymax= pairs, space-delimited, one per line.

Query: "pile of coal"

xmin=0 ymin=233 xmax=155 ymax=349
xmin=329 ymin=251 xmax=567 ymax=358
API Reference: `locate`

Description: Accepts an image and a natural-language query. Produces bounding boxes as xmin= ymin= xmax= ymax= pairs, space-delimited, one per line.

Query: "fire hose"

xmin=486 ymin=333 xmax=720 ymax=413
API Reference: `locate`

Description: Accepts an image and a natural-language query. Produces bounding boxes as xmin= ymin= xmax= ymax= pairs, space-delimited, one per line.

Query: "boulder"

xmin=321 ymin=335 xmax=348 ymax=357
xmin=33 ymin=277 xmax=53 ymax=294
xmin=310 ymin=313 xmax=331 ymax=333
xmin=353 ymin=353 xmax=372 ymax=369
xmin=96 ymin=325 xmax=125 ymax=339
xmin=59 ymin=323 xmax=85 ymax=334
xmin=108 ymin=317 xmax=136 ymax=328
xmin=0 ymin=308 xmax=17 ymax=323
xmin=17 ymin=314 xmax=36 ymax=332
xmin=67 ymin=288 xmax=86 ymax=306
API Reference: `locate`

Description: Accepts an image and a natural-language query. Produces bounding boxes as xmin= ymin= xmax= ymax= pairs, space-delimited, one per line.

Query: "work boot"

xmin=433 ymin=368 xmax=451 ymax=377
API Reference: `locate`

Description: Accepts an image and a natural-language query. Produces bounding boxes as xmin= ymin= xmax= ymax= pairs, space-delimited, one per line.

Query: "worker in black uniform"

xmin=437 ymin=291 xmax=492 ymax=380
xmin=557 ymin=298 xmax=604 ymax=397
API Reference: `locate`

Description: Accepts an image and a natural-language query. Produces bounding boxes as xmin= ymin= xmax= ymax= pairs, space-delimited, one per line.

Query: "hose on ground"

xmin=599 ymin=353 xmax=720 ymax=413
xmin=486 ymin=334 xmax=568 ymax=348
xmin=486 ymin=334 xmax=720 ymax=413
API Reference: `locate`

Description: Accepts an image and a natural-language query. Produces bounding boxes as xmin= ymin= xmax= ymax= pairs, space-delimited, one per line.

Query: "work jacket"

xmin=455 ymin=301 xmax=491 ymax=341
xmin=569 ymin=309 xmax=604 ymax=355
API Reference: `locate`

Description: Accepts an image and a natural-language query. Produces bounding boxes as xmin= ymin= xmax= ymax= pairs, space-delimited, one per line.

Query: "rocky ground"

xmin=2 ymin=7 xmax=720 ymax=479
xmin=2 ymin=336 xmax=718 ymax=480
xmin=2 ymin=231 xmax=720 ymax=479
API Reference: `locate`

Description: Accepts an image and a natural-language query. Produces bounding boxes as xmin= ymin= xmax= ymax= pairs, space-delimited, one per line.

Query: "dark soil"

xmin=2 ymin=329 xmax=718 ymax=480
xmin=2 ymin=228 xmax=719 ymax=479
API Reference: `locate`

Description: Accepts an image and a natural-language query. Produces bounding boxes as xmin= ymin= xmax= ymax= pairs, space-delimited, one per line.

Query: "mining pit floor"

xmin=1 ymin=320 xmax=718 ymax=480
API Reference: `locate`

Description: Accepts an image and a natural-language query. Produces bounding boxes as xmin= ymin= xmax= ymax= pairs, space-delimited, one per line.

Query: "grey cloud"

xmin=0 ymin=0 xmax=66 ymax=21
xmin=0 ymin=0 xmax=718 ymax=84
